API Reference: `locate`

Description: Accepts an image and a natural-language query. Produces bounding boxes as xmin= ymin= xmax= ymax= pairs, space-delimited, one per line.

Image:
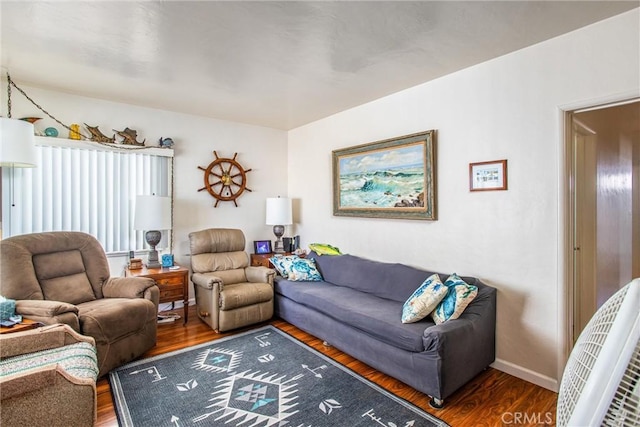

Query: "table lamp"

xmin=134 ymin=195 xmax=171 ymax=268
xmin=266 ymin=197 xmax=292 ymax=253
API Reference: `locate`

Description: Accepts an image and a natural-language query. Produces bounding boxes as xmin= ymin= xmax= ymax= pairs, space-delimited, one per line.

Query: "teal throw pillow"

xmin=269 ymin=255 xmax=323 ymax=281
xmin=431 ymin=273 xmax=478 ymax=324
xmin=269 ymin=255 xmax=296 ymax=278
xmin=401 ymin=274 xmax=448 ymax=323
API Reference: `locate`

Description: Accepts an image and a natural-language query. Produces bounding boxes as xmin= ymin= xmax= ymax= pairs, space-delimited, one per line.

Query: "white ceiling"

xmin=1 ymin=1 xmax=637 ymax=130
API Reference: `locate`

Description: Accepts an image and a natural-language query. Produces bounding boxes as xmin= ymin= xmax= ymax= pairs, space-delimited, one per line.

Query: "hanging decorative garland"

xmin=5 ymin=73 xmax=167 ymax=151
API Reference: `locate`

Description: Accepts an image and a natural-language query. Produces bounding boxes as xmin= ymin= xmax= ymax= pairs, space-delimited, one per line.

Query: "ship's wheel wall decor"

xmin=197 ymin=151 xmax=252 ymax=207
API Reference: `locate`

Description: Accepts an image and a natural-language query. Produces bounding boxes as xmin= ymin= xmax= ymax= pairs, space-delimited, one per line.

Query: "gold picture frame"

xmin=332 ymin=130 xmax=436 ymax=220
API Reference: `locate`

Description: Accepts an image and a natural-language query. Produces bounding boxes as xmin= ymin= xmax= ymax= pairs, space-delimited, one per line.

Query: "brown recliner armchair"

xmin=189 ymin=228 xmax=275 ymax=332
xmin=0 ymin=231 xmax=159 ymax=377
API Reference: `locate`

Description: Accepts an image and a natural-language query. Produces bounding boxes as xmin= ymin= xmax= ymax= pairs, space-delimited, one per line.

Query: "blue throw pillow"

xmin=269 ymin=255 xmax=296 ymax=278
xmin=269 ymin=255 xmax=323 ymax=281
xmin=401 ymin=274 xmax=448 ymax=323
xmin=431 ymin=273 xmax=478 ymax=324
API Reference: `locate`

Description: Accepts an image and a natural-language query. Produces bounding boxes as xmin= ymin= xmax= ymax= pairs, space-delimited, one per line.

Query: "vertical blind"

xmin=2 ymin=140 xmax=172 ymax=253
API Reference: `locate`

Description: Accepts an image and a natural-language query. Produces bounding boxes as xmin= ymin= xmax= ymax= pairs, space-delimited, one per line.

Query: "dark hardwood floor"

xmin=97 ymin=306 xmax=558 ymax=426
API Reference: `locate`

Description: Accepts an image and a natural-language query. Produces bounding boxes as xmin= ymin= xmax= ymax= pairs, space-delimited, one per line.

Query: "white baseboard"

xmin=491 ymin=358 xmax=559 ymax=393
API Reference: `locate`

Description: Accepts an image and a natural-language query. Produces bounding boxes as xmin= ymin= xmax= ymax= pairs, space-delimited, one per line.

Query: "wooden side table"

xmin=250 ymin=253 xmax=275 ymax=268
xmin=125 ymin=266 xmax=189 ymax=325
xmin=0 ymin=319 xmax=41 ymax=334
xmin=250 ymin=252 xmax=305 ymax=268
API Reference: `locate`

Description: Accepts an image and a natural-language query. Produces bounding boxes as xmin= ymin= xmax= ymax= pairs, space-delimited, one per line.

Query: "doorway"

xmin=567 ymin=99 xmax=640 ymax=344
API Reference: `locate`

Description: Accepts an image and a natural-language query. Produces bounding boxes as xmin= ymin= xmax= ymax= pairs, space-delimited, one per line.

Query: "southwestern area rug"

xmin=110 ymin=325 xmax=448 ymax=427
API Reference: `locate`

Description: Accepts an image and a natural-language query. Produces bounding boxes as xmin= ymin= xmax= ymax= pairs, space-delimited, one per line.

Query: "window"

xmin=1 ymin=137 xmax=173 ymax=254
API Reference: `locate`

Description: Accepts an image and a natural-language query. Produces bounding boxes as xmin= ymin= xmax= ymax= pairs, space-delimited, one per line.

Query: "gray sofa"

xmin=274 ymin=252 xmax=497 ymax=408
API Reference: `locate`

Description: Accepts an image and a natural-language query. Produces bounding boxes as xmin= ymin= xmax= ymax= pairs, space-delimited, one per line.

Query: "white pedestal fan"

xmin=557 ymin=278 xmax=639 ymax=426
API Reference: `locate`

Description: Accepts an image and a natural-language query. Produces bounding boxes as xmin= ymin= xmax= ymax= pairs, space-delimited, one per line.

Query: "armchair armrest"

xmin=191 ymin=272 xmax=223 ymax=290
xmin=0 ymin=324 xmax=97 ymax=425
xmin=245 ymin=266 xmax=275 ymax=285
xmin=1 ymin=364 xmax=96 ymax=401
xmin=422 ymin=287 xmax=496 ymax=357
xmin=15 ymin=300 xmax=77 ymax=317
xmin=422 ymin=317 xmax=475 ymax=351
xmin=191 ymin=272 xmax=224 ymax=331
xmin=103 ymin=276 xmax=156 ymax=299
xmin=0 ymin=324 xmax=94 ymax=359
xmin=15 ymin=300 xmax=80 ymax=331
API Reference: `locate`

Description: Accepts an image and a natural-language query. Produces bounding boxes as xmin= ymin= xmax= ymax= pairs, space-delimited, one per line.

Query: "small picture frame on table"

xmin=469 ymin=159 xmax=508 ymax=191
xmin=254 ymin=240 xmax=272 ymax=255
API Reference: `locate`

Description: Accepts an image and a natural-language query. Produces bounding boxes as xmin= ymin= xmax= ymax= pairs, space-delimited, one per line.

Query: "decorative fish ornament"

xmin=85 ymin=124 xmax=115 ymax=143
xmin=158 ymin=137 xmax=174 ymax=148
xmin=113 ymin=127 xmax=145 ymax=146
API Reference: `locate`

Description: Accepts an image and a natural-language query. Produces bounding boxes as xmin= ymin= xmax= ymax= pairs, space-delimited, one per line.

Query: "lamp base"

xmin=145 ymin=230 xmax=162 ymax=269
xmin=272 ymin=225 xmax=285 ymax=254
xmin=273 ymin=239 xmax=285 ymax=254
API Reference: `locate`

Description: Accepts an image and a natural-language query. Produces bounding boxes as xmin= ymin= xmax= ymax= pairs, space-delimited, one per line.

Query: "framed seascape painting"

xmin=332 ymin=130 xmax=436 ymax=220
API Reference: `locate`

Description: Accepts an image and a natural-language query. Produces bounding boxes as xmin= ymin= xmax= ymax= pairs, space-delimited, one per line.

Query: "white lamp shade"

xmin=134 ymin=195 xmax=172 ymax=230
xmin=0 ymin=117 xmax=37 ymax=167
xmin=266 ymin=197 xmax=292 ymax=225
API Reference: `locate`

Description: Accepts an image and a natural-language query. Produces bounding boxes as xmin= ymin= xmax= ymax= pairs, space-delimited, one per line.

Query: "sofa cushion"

xmin=401 ymin=274 xmax=448 ymax=323
xmin=275 ymin=279 xmax=431 ymax=352
xmin=310 ymin=253 xmax=433 ymax=303
xmin=270 ymin=256 xmax=323 ymax=281
xmin=191 ymin=251 xmax=248 ymax=275
xmin=34 ymin=250 xmax=97 ymax=305
xmin=432 ymin=274 xmax=478 ymax=324
xmin=1 ymin=232 xmax=113 ymax=301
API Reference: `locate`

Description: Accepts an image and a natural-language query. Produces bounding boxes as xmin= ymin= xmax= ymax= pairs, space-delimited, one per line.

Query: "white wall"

xmin=287 ymin=9 xmax=640 ymax=390
xmin=3 ymin=84 xmax=288 ymax=294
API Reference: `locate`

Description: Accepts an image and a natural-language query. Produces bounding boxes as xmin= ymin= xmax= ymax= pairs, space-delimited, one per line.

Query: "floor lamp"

xmin=0 ymin=118 xmax=37 ymax=238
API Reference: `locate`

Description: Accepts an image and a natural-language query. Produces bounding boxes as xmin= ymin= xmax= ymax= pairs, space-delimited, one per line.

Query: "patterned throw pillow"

xmin=401 ymin=274 xmax=448 ymax=323
xmin=269 ymin=256 xmax=323 ymax=281
xmin=269 ymin=255 xmax=296 ymax=278
xmin=431 ymin=273 xmax=478 ymax=324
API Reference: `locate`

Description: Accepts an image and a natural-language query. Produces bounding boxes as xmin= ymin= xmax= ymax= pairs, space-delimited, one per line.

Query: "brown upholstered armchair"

xmin=189 ymin=228 xmax=275 ymax=332
xmin=0 ymin=324 xmax=98 ymax=426
xmin=0 ymin=231 xmax=159 ymax=377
